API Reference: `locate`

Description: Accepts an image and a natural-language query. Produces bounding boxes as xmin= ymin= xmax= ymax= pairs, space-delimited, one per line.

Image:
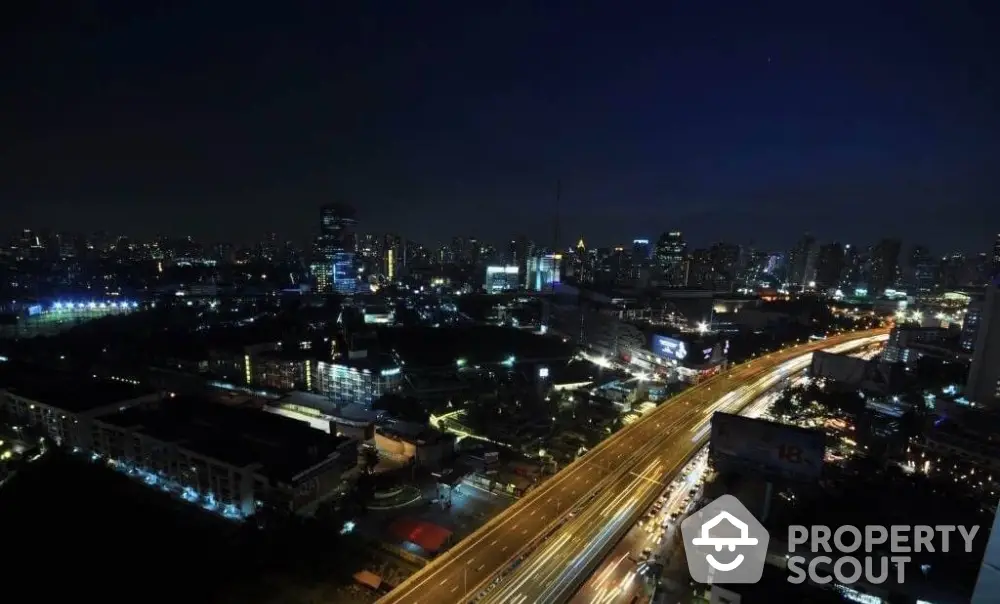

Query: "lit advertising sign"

xmin=486 ymin=266 xmax=519 ymax=275
xmin=652 ymin=335 xmax=688 ymax=361
xmin=710 ymin=412 xmax=825 ymax=481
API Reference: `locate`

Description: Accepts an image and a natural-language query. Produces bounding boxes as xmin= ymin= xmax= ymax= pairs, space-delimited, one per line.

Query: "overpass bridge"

xmin=377 ymin=328 xmax=890 ymax=604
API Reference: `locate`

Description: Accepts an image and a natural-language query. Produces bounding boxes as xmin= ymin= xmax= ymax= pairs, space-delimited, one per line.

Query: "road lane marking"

xmin=489 ymin=539 xmax=498 ymax=546
xmin=439 ymin=578 xmax=449 ymax=586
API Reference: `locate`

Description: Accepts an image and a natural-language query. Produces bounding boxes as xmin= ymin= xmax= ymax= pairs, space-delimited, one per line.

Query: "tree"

xmin=771 ymin=388 xmax=800 ymax=419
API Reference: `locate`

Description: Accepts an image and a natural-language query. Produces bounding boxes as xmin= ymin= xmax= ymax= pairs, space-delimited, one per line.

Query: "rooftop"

xmin=99 ymin=396 xmax=353 ymax=483
xmin=387 ymin=518 xmax=452 ymax=553
xmin=321 ymin=354 xmax=399 ymax=373
xmin=256 ymin=348 xmax=320 ymax=362
xmin=0 ymin=363 xmax=156 ymax=414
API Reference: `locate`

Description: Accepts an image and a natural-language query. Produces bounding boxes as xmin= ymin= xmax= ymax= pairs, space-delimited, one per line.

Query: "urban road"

xmin=377 ymin=328 xmax=889 ymax=604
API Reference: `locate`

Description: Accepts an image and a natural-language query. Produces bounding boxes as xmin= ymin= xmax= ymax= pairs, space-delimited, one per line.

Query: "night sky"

xmin=3 ymin=2 xmax=998 ymax=251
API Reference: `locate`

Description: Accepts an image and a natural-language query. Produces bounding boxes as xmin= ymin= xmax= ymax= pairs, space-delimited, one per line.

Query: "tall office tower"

xmin=966 ymin=284 xmax=1000 ymax=407
xmin=383 ymin=233 xmax=402 ymax=280
xmin=510 ymin=235 xmax=533 ymax=288
xmin=654 ymin=231 xmax=687 ymax=286
xmin=318 ymin=204 xmax=359 ymax=294
xmin=526 ymin=254 xmax=561 ymax=291
xmin=869 ymin=238 xmax=902 ymax=295
xmin=993 ymin=234 xmax=1000 ymax=276
xmin=631 ymin=239 xmax=651 ymax=281
xmin=908 ymin=244 xmax=938 ymax=293
xmin=961 ymin=296 xmax=984 ymax=352
xmin=708 ymin=242 xmax=741 ymax=290
xmin=787 ymin=233 xmax=816 ymax=286
xmin=814 ymin=242 xmax=844 ymax=289
xmin=320 ymin=204 xmax=358 ymax=252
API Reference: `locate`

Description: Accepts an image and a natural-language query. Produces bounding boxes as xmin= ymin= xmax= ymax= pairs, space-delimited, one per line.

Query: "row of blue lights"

xmin=78 ymin=449 xmax=244 ymax=521
xmin=52 ymin=300 xmax=139 ymax=311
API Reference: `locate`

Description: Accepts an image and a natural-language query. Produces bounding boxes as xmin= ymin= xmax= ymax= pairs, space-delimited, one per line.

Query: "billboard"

xmin=652 ymin=335 xmax=689 ymax=361
xmin=710 ymin=412 xmax=825 ymax=481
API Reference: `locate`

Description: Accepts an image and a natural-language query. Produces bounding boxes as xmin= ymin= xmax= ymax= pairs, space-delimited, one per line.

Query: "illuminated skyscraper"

xmin=654 ymin=231 xmax=687 ymax=286
xmin=319 ymin=204 xmax=357 ymax=255
xmin=527 ymin=254 xmax=561 ymax=291
xmin=317 ymin=204 xmax=359 ymax=294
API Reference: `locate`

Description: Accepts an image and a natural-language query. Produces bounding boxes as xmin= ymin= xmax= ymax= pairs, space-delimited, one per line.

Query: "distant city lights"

xmin=51 ymin=300 xmax=139 ymax=312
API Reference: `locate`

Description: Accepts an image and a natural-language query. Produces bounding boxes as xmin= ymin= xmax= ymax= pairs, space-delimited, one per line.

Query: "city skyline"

xmin=3 ymin=3 xmax=998 ymax=248
xmin=4 ymin=219 xmax=997 ymax=260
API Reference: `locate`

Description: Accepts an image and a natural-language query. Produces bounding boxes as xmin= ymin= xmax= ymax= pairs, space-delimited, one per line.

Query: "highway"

xmin=488 ymin=337 xmax=886 ymax=604
xmin=569 ymin=393 xmax=780 ymax=604
xmin=377 ymin=329 xmax=888 ymax=604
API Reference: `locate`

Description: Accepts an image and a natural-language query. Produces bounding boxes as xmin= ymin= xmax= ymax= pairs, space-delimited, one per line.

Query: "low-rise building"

xmin=0 ymin=364 xmax=160 ymax=447
xmin=250 ymin=349 xmax=314 ymax=391
xmin=92 ymin=396 xmax=358 ymax=519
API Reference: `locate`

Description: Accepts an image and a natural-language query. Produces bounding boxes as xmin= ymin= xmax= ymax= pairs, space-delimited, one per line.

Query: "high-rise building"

xmin=966 ymin=284 xmax=1000 ymax=407
xmin=961 ymin=297 xmax=984 ymax=353
xmin=631 ymin=239 xmax=652 ymax=282
xmin=654 ymin=231 xmax=687 ymax=286
xmin=992 ymin=234 xmax=1000 ymax=277
xmin=510 ymin=235 xmax=533 ymax=288
xmin=708 ymin=242 xmax=741 ymax=290
xmin=317 ymin=204 xmax=359 ymax=294
xmin=526 ymin=254 xmax=561 ymax=291
xmin=869 ymin=238 xmax=901 ymax=294
xmin=787 ymin=234 xmax=816 ymax=286
xmin=907 ymin=244 xmax=938 ymax=293
xmin=840 ymin=244 xmax=861 ymax=287
xmin=319 ymin=204 xmax=358 ymax=255
xmin=814 ymin=242 xmax=844 ymax=289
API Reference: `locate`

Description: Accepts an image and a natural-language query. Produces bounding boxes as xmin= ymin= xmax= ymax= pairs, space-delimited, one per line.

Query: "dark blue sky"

xmin=2 ymin=1 xmax=997 ymax=252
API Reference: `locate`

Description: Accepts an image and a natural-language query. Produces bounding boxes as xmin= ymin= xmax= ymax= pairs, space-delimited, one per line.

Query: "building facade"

xmin=315 ymin=359 xmax=403 ymax=407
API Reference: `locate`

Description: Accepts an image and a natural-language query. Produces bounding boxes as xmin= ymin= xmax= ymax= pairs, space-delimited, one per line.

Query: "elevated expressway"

xmin=378 ymin=329 xmax=889 ymax=604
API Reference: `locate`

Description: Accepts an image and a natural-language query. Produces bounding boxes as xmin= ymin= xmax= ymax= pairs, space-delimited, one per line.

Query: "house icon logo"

xmin=680 ymin=494 xmax=769 ymax=584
